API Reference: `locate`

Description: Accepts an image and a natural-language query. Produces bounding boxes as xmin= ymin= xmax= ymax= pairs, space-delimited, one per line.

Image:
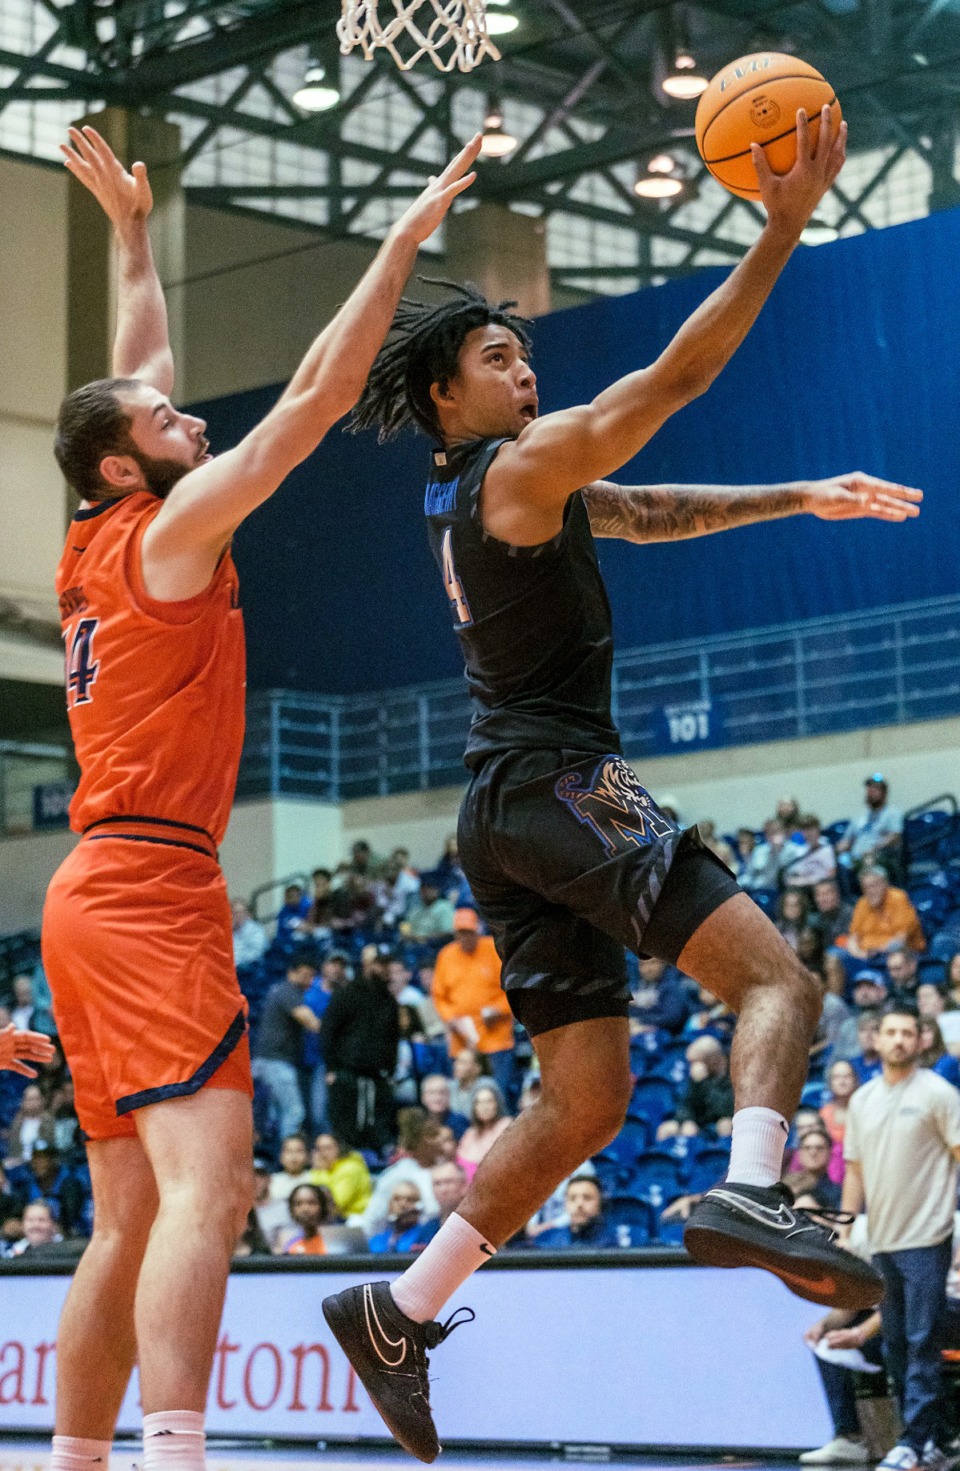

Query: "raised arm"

xmin=61 ymin=125 xmax=174 ymax=394
xmin=584 ymin=474 xmax=922 ymax=543
xmin=142 ymin=136 xmax=481 ymax=597
xmin=487 ymin=109 xmax=847 ymax=520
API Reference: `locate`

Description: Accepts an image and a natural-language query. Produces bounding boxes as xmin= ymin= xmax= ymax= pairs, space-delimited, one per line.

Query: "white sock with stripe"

xmin=390 ymin=1212 xmax=494 ymax=1324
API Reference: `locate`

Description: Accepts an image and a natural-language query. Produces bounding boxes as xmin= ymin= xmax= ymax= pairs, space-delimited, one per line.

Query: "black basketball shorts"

xmin=458 ymin=748 xmax=741 ymax=1038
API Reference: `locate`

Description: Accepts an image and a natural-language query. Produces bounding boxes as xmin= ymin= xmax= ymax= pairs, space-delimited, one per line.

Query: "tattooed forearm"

xmin=583 ymin=480 xmax=809 ymax=544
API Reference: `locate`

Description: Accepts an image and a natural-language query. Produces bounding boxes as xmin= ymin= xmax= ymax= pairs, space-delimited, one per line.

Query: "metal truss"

xmin=0 ymin=0 xmax=958 ymax=289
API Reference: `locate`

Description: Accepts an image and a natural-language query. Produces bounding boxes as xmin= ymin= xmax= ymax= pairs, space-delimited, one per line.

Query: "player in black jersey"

xmin=322 ymin=111 xmax=922 ymax=1461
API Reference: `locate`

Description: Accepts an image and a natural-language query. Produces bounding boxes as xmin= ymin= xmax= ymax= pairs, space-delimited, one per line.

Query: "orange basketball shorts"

xmin=42 ymin=823 xmax=252 ymax=1141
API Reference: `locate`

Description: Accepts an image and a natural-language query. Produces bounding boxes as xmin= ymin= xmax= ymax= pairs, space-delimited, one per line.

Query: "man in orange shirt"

xmin=848 ymin=867 xmax=926 ymax=959
xmin=432 ymin=909 xmax=515 ymax=1102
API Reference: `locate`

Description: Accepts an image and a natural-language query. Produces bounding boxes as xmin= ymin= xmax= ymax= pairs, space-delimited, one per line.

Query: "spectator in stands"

xmin=777 ymin=889 xmax=811 ymax=952
xmin=776 ymin=795 xmax=802 ymax=834
xmin=309 ymin=1132 xmax=372 ymax=1217
xmin=426 ymin=1161 xmax=469 ymax=1229
xmin=358 ymin=1109 xmax=444 ymax=1234
xmin=457 ymin=1082 xmax=513 ymax=1181
xmin=948 ymin=953 xmax=960 ymax=1009
xmin=848 ymin=867 xmax=926 ymax=958
xmin=684 ymin=985 xmax=736 ymax=1044
xmin=432 ymin=909 xmax=514 ymax=1098
xmin=321 ymin=951 xmax=352 ymax=993
xmin=886 ymin=943 xmax=920 ymax=997
xmin=369 ymin=1182 xmax=432 ymax=1254
xmin=797 ymin=925 xmax=828 ymax=980
xmin=269 ymin=1134 xmax=313 ymax=1201
xmin=405 ymin=874 xmax=456 ymax=942
xmin=698 ymin=820 xmax=736 ymax=869
xmin=449 ymin=1047 xmax=488 ymax=1116
xmin=378 ymin=849 xmax=421 ymax=927
xmin=782 ymin=816 xmax=838 ymax=893
xmin=733 ymin=828 xmax=759 ymax=885
xmin=329 ymin=872 xmax=380 ymax=934
xmin=917 ymin=983 xmax=947 ymax=1022
xmin=629 ymin=957 xmax=692 ymax=1037
xmin=420 ymin=1075 xmax=469 ymax=1141
xmin=346 ymin=839 xmax=378 ymax=878
xmin=394 ymin=999 xmax=430 ymax=1103
xmin=534 ymin=1176 xmax=617 ymax=1250
xmin=304 ymin=868 xmax=336 ymax=937
xmin=809 ymin=980 xmax=848 ymax=1076
xmin=234 ymin=1210 xmax=272 ymax=1258
xmin=274 ymin=883 xmax=311 ymax=949
xmin=252 ymin=949 xmax=321 ymax=1141
xmin=24 ymin=1140 xmax=90 ymax=1236
xmin=387 ymin=956 xmax=446 ymax=1040
xmin=0 ymin=1162 xmax=25 ymax=1243
xmin=740 ymin=818 xmax=789 ymax=891
xmin=659 ymin=1036 xmax=734 ymax=1139
xmin=821 ymin=1060 xmax=859 ymax=1157
xmin=285 ymin=1183 xmax=334 ymax=1255
xmin=810 ymin=878 xmax=855 ymax=949
xmin=252 ymin=1157 xmax=289 ymax=1250
xmin=232 ymin=899 xmax=267 ymax=968
xmin=783 ymin=1127 xmax=842 ymax=1207
xmin=8 ymin=1200 xmax=60 ymax=1255
xmin=302 ymin=957 xmax=340 ymax=1134
xmin=3 ymin=1082 xmax=55 ymax=1164
xmin=10 ymin=975 xmax=37 ymax=1033
xmin=836 ymin=774 xmax=904 ymax=879
xmin=435 ymin=835 xmax=467 ymax=900
xmin=918 ymin=1019 xmax=960 ymax=1089
xmin=321 ymin=949 xmax=399 ymax=1153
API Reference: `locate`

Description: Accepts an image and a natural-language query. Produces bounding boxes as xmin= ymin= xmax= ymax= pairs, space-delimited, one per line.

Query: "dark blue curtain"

xmin=195 ymin=204 xmax=960 ymax=695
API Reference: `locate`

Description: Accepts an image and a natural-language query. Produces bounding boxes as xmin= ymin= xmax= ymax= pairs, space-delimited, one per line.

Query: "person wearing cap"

xmin=251 ymin=948 xmax=321 ymax=1142
xmin=782 ymin=815 xmax=838 ymax=893
xmin=848 ymin=867 xmax=925 ymax=960
xmin=837 ymin=775 xmax=904 ymax=879
xmin=432 ymin=909 xmax=515 ymax=1102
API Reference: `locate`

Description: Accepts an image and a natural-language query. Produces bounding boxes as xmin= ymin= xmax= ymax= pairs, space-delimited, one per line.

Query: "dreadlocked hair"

xmin=350 ymin=278 xmax=533 ymax=443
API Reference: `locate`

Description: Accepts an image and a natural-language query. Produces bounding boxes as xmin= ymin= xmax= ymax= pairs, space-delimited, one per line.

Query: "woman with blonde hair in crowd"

xmin=456 ymin=1081 xmax=512 ymax=1182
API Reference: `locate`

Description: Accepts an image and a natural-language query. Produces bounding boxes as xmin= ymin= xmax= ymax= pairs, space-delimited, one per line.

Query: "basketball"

xmin=695 ymin=52 xmax=842 ymax=200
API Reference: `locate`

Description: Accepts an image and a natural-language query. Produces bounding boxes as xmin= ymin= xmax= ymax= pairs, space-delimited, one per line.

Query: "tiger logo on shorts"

xmin=555 ymin=756 xmax=677 ymax=857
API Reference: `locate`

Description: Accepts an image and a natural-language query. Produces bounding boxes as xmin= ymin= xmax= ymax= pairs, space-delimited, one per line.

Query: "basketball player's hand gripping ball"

xmin=60 ymin=123 xmax=155 ymax=231
xmin=696 ymin=53 xmax=846 ymax=218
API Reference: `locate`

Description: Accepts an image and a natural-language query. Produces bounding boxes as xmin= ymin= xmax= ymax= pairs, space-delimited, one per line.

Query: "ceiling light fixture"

xmin=635 ymin=154 xmax=684 ymax=199
xmin=292 ymin=62 xmax=340 ymax=112
xmin=662 ymin=52 xmax=708 ymax=100
xmin=484 ymin=4 xmax=520 ymax=36
xmin=800 ymin=214 xmax=839 ymax=246
xmin=480 ymin=102 xmax=518 ymax=158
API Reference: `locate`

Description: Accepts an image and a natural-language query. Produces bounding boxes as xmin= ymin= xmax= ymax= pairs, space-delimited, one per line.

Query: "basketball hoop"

xmin=338 ymin=0 xmax=502 ymax=73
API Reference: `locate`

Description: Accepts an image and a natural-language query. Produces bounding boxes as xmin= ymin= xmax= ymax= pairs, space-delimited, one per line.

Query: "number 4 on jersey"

xmin=441 ymin=528 xmax=473 ymax=628
xmin=66 ymin=617 xmax=101 ymax=707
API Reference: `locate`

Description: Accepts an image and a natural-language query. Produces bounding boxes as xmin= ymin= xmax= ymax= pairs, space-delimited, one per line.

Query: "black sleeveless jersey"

xmin=424 ymin=437 xmax=621 ymax=770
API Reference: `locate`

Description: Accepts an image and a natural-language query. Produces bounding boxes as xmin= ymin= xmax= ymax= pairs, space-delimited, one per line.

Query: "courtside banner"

xmin=0 ymin=1257 xmax=832 ymax=1449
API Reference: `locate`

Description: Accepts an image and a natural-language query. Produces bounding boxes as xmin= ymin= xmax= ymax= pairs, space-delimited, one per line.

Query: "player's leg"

xmin=133 ymin=1085 xmax=253 ymax=1416
xmin=51 ymin=1135 xmax=159 ymax=1457
xmin=322 ymin=1006 xmax=631 ymax=1462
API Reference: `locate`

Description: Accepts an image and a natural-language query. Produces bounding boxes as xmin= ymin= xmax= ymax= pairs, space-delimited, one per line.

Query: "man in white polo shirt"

xmin=842 ymin=1003 xmax=960 ymax=1471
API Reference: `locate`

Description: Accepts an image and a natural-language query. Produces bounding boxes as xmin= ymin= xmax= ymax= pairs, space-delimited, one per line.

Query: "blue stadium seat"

xmin=685 ymin=1143 xmax=731 ymax=1195
xmin=604 ymin=1195 xmax=655 ymax=1233
xmin=648 ymin=1050 xmax=688 ymax=1088
xmin=631 ymin=1149 xmax=686 ymax=1196
xmin=823 ymin=820 xmax=849 ymax=847
xmin=629 ymin=1076 xmax=678 ymax=1130
xmin=591 ymin=1149 xmax=638 ymax=1195
xmin=801 ymin=1080 xmax=828 ymax=1108
xmin=909 ymin=884 xmax=951 ymax=937
xmin=654 ymin=1208 xmax=688 ymax=1246
xmin=750 ymin=888 xmax=779 ymax=919
xmin=606 ymin=1112 xmax=651 ymax=1164
xmin=610 ymin=1220 xmax=655 ymax=1248
xmin=629 ymin=1030 xmax=666 ymax=1073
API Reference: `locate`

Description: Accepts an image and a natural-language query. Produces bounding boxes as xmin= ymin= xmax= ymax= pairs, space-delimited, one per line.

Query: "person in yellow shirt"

xmin=308 ymin=1131 xmax=372 ymax=1217
xmin=847 ymin=867 xmax=926 ymax=959
xmin=432 ymin=909 xmax=516 ymax=1102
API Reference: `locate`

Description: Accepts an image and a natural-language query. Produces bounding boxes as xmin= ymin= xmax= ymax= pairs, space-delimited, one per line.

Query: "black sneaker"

xmin=683 ymin=1182 xmax=884 ymax=1310
xmin=322 ymin=1280 xmax=474 ymax=1462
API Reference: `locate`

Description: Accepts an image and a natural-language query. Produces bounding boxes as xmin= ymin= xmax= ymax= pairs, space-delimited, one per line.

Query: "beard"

xmin=127 ymin=446 xmax=194 ymax=500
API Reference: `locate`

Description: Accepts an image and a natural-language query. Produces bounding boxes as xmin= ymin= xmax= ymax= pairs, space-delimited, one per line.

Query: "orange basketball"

xmin=695 ymin=52 xmax=842 ymax=200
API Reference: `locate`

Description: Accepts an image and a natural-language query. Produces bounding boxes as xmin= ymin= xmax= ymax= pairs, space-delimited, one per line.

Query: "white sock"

xmin=142 ymin=1412 xmax=205 ymax=1471
xmin=50 ymin=1436 xmax=112 ymax=1471
xmin=726 ymin=1106 xmax=789 ymax=1188
xmin=390 ymin=1212 xmax=495 ymax=1324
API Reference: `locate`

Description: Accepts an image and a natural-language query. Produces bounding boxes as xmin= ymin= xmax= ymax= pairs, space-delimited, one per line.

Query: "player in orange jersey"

xmin=42 ymin=122 xmax=480 ymax=1471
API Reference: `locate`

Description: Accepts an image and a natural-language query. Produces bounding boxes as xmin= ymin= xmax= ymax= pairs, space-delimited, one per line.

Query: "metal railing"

xmin=238 ymin=594 xmax=960 ymax=803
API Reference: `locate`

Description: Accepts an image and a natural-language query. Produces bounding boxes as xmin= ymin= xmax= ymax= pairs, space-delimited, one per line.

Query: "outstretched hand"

xmin=753 ymin=105 xmax=847 ymax=238
xmin=806 ymin=473 xmax=923 ymax=523
xmin=60 ymin=124 xmax=153 ymax=232
xmin=394 ymin=133 xmax=482 ymax=247
xmin=0 ymin=1022 xmax=55 ymax=1078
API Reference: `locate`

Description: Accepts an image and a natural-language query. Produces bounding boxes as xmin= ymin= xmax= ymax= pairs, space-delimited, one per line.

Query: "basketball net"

xmin=337 ymin=0 xmax=501 ymax=73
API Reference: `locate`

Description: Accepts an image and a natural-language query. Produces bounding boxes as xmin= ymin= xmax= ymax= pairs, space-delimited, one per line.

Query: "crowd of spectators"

xmin=4 ymin=773 xmax=960 ymax=1271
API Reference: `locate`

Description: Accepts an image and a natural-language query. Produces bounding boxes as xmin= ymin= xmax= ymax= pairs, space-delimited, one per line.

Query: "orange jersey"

xmin=56 ymin=492 xmax=245 ymax=846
